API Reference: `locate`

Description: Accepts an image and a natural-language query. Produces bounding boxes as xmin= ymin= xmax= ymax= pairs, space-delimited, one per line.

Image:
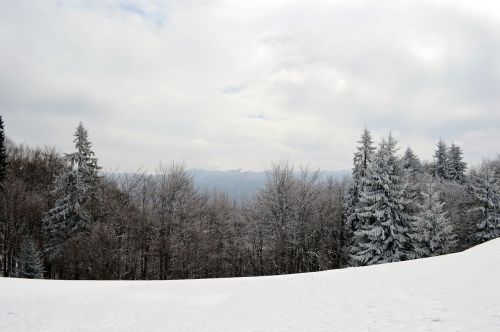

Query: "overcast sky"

xmin=1 ymin=0 xmax=500 ymax=172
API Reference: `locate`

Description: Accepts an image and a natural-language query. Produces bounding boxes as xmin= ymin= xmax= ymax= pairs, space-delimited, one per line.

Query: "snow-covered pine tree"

xmin=342 ymin=127 xmax=376 ymax=264
xmin=409 ymin=180 xmax=456 ymax=259
xmin=402 ymin=146 xmax=422 ymax=222
xmin=434 ymin=139 xmax=450 ymax=180
xmin=494 ymin=157 xmax=500 ymax=178
xmin=402 ymin=146 xmax=422 ymax=175
xmin=16 ymin=238 xmax=44 ymax=279
xmin=467 ymin=162 xmax=500 ymax=243
xmin=350 ymin=134 xmax=411 ymax=266
xmin=67 ymin=123 xmax=100 ymax=197
xmin=402 ymin=149 xmax=420 ymax=228
xmin=448 ymin=143 xmax=467 ymax=183
xmin=353 ymin=127 xmax=377 ymax=180
xmin=43 ymin=123 xmax=101 ymax=257
xmin=0 ymin=115 xmax=6 ymax=188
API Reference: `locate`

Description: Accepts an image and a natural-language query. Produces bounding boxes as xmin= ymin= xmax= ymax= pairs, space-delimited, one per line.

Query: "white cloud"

xmin=1 ymin=0 xmax=500 ymax=171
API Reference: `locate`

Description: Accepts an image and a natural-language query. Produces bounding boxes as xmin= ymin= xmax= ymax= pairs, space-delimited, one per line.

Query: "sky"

xmin=1 ymin=0 xmax=500 ymax=172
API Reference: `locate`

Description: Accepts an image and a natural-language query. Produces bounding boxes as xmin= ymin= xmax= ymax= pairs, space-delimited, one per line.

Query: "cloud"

xmin=1 ymin=0 xmax=499 ymax=171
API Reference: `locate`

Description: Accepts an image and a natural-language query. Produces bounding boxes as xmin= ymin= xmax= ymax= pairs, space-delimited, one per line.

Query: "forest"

xmin=0 ymin=115 xmax=499 ymax=280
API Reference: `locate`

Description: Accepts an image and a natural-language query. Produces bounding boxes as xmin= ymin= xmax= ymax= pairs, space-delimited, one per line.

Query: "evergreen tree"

xmin=467 ymin=162 xmax=500 ymax=243
xmin=402 ymin=160 xmax=420 ymax=229
xmin=401 ymin=147 xmax=423 ymax=253
xmin=43 ymin=123 xmax=101 ymax=257
xmin=352 ymin=127 xmax=377 ymax=180
xmin=67 ymin=123 xmax=100 ymax=194
xmin=409 ymin=180 xmax=456 ymax=259
xmin=448 ymin=143 xmax=467 ymax=183
xmin=16 ymin=238 xmax=44 ymax=279
xmin=342 ymin=127 xmax=376 ymax=263
xmin=0 ymin=115 xmax=6 ymax=188
xmin=402 ymin=147 xmax=422 ymax=225
xmin=350 ymin=134 xmax=411 ymax=266
xmin=434 ymin=139 xmax=450 ymax=180
xmin=402 ymin=147 xmax=422 ymax=175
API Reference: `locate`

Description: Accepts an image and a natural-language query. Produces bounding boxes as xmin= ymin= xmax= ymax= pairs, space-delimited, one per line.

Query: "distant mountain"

xmin=190 ymin=169 xmax=267 ymax=200
xmin=190 ymin=169 xmax=350 ymax=200
xmin=108 ymin=169 xmax=350 ymax=200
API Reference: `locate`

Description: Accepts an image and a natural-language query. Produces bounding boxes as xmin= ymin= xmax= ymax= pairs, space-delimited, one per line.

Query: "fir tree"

xmin=409 ymin=180 xmax=456 ymax=259
xmin=350 ymin=134 xmax=411 ymax=266
xmin=352 ymin=127 xmax=377 ymax=180
xmin=0 ymin=115 xmax=6 ymax=188
xmin=342 ymin=127 xmax=376 ymax=264
xmin=434 ymin=139 xmax=450 ymax=180
xmin=402 ymin=159 xmax=420 ymax=228
xmin=467 ymin=162 xmax=500 ymax=243
xmin=16 ymin=238 xmax=44 ymax=279
xmin=401 ymin=147 xmax=422 ymax=231
xmin=448 ymin=143 xmax=467 ymax=183
xmin=43 ymin=123 xmax=101 ymax=257
xmin=402 ymin=147 xmax=422 ymax=175
xmin=67 ymin=123 xmax=100 ymax=194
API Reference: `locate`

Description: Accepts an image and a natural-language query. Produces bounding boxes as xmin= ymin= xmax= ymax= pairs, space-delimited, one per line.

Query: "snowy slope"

xmin=1 ymin=239 xmax=499 ymax=332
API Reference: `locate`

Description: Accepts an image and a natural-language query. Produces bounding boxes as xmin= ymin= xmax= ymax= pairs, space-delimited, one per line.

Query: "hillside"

xmin=1 ymin=239 xmax=499 ymax=331
xmin=191 ymin=169 xmax=350 ymax=199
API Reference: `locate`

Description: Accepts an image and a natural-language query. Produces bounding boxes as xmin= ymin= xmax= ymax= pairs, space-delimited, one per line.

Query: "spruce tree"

xmin=350 ymin=134 xmax=411 ymax=266
xmin=402 ymin=154 xmax=420 ymax=228
xmin=67 ymin=123 xmax=100 ymax=194
xmin=402 ymin=147 xmax=422 ymax=224
xmin=434 ymin=139 xmax=450 ymax=180
xmin=409 ymin=180 xmax=456 ymax=259
xmin=467 ymin=162 xmax=500 ymax=243
xmin=448 ymin=143 xmax=467 ymax=183
xmin=0 ymin=115 xmax=6 ymax=188
xmin=43 ymin=123 xmax=101 ymax=257
xmin=342 ymin=127 xmax=376 ymax=263
xmin=352 ymin=127 xmax=377 ymax=180
xmin=16 ymin=238 xmax=44 ymax=279
xmin=402 ymin=147 xmax=422 ymax=175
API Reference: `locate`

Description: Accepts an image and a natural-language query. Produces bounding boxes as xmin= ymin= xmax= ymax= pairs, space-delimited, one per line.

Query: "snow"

xmin=1 ymin=239 xmax=499 ymax=332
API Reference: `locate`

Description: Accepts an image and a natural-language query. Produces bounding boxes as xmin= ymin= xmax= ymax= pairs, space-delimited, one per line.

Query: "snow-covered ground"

xmin=1 ymin=239 xmax=499 ymax=332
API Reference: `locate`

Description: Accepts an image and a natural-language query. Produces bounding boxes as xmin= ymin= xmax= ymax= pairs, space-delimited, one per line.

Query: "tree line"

xmin=0 ymin=116 xmax=498 ymax=279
